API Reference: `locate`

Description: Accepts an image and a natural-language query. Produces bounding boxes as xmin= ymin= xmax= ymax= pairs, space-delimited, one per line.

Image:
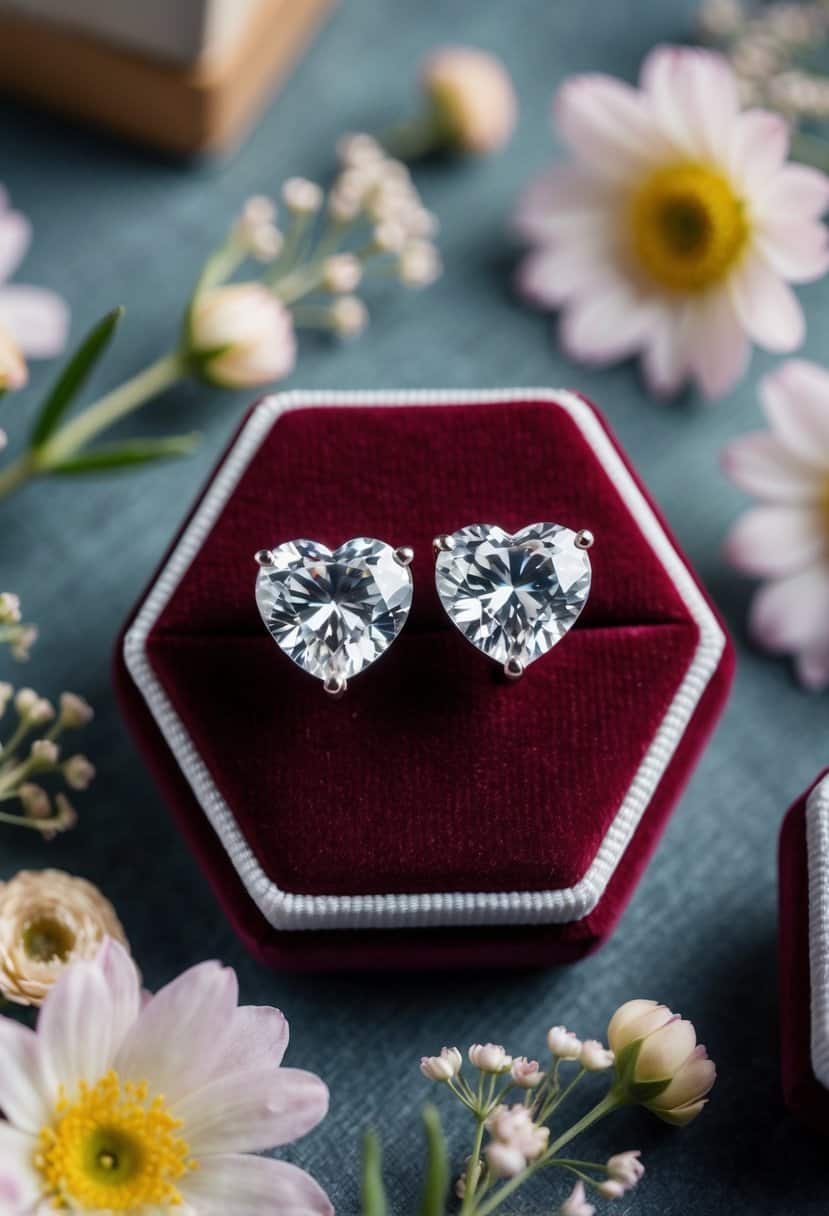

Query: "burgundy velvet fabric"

xmin=113 ymin=394 xmax=734 ymax=968
xmin=779 ymin=772 xmax=829 ymax=1135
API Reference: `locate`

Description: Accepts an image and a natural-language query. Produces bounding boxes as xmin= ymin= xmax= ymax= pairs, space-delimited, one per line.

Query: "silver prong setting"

xmin=574 ymin=530 xmax=595 ymax=550
xmin=433 ymin=534 xmax=455 ymax=557
xmin=255 ymin=549 xmax=275 ymax=567
xmin=393 ymin=545 xmax=415 ymax=567
xmin=323 ymin=674 xmax=348 ymax=699
xmin=503 ymin=657 xmax=524 ymax=681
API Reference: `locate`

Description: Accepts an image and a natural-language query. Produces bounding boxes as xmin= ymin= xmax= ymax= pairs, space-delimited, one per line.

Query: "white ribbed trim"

xmin=807 ymin=774 xmax=829 ymax=1089
xmin=123 ymin=388 xmax=726 ymax=932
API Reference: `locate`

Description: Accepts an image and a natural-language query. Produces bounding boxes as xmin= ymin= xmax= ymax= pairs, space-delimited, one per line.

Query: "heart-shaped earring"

xmin=255 ymin=538 xmax=414 ymax=697
xmin=433 ymin=523 xmax=593 ymax=678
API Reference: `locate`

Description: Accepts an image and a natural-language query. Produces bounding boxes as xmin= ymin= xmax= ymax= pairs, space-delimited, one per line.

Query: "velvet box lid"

xmin=779 ymin=770 xmax=829 ymax=1134
xmin=114 ymin=388 xmax=734 ymax=969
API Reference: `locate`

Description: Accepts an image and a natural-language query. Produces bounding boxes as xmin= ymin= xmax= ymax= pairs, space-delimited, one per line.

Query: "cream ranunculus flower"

xmin=422 ymin=47 xmax=518 ymax=154
xmin=188 ymin=282 xmax=296 ymax=389
xmin=0 ymin=869 xmax=129 ymax=1006
xmin=608 ymin=999 xmax=716 ymax=1125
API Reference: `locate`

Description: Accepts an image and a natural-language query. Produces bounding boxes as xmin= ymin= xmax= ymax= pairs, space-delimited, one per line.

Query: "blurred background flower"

xmin=0 ymin=187 xmax=68 ymax=387
xmin=515 ymin=44 xmax=829 ymax=399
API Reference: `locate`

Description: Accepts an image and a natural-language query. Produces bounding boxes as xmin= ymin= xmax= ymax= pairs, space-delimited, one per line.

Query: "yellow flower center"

xmin=629 ymin=163 xmax=749 ymax=292
xmin=35 ymin=1071 xmax=194 ymax=1210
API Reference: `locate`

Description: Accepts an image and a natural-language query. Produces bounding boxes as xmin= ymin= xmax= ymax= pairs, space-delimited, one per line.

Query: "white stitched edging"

xmin=807 ymin=774 xmax=829 ymax=1090
xmin=123 ymin=388 xmax=726 ymax=931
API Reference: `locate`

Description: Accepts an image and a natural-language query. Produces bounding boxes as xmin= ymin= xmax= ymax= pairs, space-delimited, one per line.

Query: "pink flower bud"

xmin=485 ymin=1141 xmax=526 ymax=1179
xmin=559 ymin=1181 xmax=596 ymax=1216
xmin=420 ymin=1046 xmax=462 ymax=1081
xmin=579 ymin=1040 xmax=614 ymax=1072
xmin=546 ymin=1026 xmax=582 ymax=1059
xmin=511 ymin=1057 xmax=545 ymax=1088
xmin=468 ymin=1042 xmax=512 ymax=1073
xmin=189 ymin=283 xmax=296 ymax=389
xmin=597 ymin=1179 xmax=626 ymax=1199
xmin=421 ymin=47 xmax=517 ymax=154
xmin=607 ymin=1151 xmax=644 ymax=1188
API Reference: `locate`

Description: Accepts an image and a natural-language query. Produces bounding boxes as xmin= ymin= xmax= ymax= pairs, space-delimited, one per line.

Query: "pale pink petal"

xmin=560 ymin=279 xmax=654 ymax=364
xmin=761 ymin=359 xmax=829 ymax=463
xmin=0 ymin=286 xmax=68 ymax=358
xmin=37 ymin=958 xmax=114 ymax=1101
xmin=754 ymin=220 xmax=829 ymax=283
xmin=729 ymin=253 xmax=804 ymax=352
xmin=729 ymin=110 xmax=789 ymax=195
xmin=641 ymin=45 xmax=738 ymax=163
xmin=0 ymin=1021 xmax=48 ymax=1133
xmin=755 ymin=163 xmax=829 ymax=223
xmin=174 ymin=1067 xmax=329 ymax=1155
xmin=516 ymin=243 xmax=607 ymax=308
xmin=215 ymin=1007 xmax=289 ymax=1076
xmin=512 ymin=166 xmax=611 ymax=243
xmin=722 ymin=431 xmax=825 ymax=501
xmin=553 ymin=75 xmax=667 ymax=183
xmin=750 ymin=564 xmax=829 ymax=652
xmin=796 ymin=643 xmax=829 ymax=690
xmin=724 ymin=505 xmax=825 ymax=577
xmin=180 ymin=1155 xmax=332 ymax=1216
xmin=686 ymin=289 xmax=750 ymax=398
xmin=0 ymin=1123 xmax=41 ymax=1211
xmin=640 ymin=305 xmax=692 ymax=397
xmin=0 ymin=212 xmax=31 ymax=284
xmin=97 ymin=939 xmax=141 ymax=1058
xmin=115 ymin=961 xmax=238 ymax=1105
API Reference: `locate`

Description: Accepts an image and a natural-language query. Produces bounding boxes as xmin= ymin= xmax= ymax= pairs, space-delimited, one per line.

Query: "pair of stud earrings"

xmin=254 ymin=521 xmax=594 ymax=697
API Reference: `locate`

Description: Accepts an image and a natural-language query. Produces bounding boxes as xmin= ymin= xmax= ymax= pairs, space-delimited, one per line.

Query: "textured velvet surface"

xmin=115 ymin=395 xmax=733 ymax=964
xmin=779 ymin=773 xmax=829 ymax=1135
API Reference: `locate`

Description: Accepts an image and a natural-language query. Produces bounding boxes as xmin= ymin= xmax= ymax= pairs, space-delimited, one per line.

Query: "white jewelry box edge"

xmin=807 ymin=773 xmax=829 ymax=1089
xmin=123 ymin=387 xmax=726 ymax=932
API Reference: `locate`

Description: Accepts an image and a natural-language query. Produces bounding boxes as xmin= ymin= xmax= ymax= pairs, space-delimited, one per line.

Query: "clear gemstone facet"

xmin=255 ymin=538 xmax=413 ymax=682
xmin=435 ymin=523 xmax=592 ymax=667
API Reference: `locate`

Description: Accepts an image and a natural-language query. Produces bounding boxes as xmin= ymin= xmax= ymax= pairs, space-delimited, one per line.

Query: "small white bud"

xmin=330 ymin=296 xmax=368 ymax=338
xmin=63 ymin=754 xmax=96 ymax=791
xmin=28 ymin=698 xmax=55 ymax=727
xmin=420 ymin=1046 xmax=462 ymax=1081
xmin=54 ymin=792 xmax=78 ymax=833
xmin=328 ymin=188 xmax=362 ymax=223
xmin=468 ymin=1043 xmax=512 ymax=1074
xmin=579 ymin=1040 xmax=615 ymax=1072
xmin=373 ymin=221 xmax=407 ymax=253
xmin=0 ymin=682 xmax=13 ymax=715
xmin=398 ymin=240 xmax=442 ymax=287
xmin=337 ymin=132 xmax=384 ymax=168
xmin=485 ymin=1141 xmax=526 ymax=1179
xmin=249 ymin=223 xmax=283 ymax=263
xmin=322 ymin=253 xmax=363 ymax=293
xmin=10 ymin=626 xmax=37 ymax=661
xmin=282 ymin=177 xmax=323 ymax=214
xmin=511 ymin=1057 xmax=545 ymax=1088
xmin=0 ymin=593 xmax=21 ymax=623
xmin=597 ymin=1179 xmax=626 ymax=1199
xmin=546 ymin=1026 xmax=582 ymax=1059
xmin=30 ymin=739 xmax=59 ymax=768
xmin=242 ymin=194 xmax=276 ymax=226
xmin=607 ymin=1151 xmax=644 ymax=1188
xmin=59 ymin=692 xmax=94 ymax=728
xmin=19 ymin=782 xmax=51 ymax=820
xmin=14 ymin=688 xmax=37 ymax=717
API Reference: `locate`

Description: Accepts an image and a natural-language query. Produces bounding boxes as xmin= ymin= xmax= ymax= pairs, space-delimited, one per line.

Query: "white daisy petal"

xmin=761 ymin=359 xmax=829 ymax=463
xmin=755 ymin=220 xmax=829 ymax=284
xmin=724 ymin=505 xmax=825 ymax=577
xmin=516 ymin=243 xmax=607 ymax=308
xmin=0 ymin=1021 xmax=48 ymax=1134
xmin=641 ymin=45 xmax=738 ymax=163
xmin=560 ymin=278 xmax=654 ymax=363
xmin=0 ymin=211 xmax=31 ymax=284
xmin=38 ymin=959 xmax=113 ymax=1101
xmin=180 ymin=1154 xmax=333 ymax=1216
xmin=796 ymin=643 xmax=829 ymax=691
xmin=756 ymin=163 xmax=829 ymax=223
xmin=722 ymin=431 xmax=824 ymax=501
xmin=0 ymin=286 xmax=68 ymax=358
xmin=115 ymin=961 xmax=238 ymax=1105
xmin=554 ymin=74 xmax=665 ymax=182
xmin=640 ymin=304 xmax=693 ymax=397
xmin=729 ymin=253 xmax=805 ymax=352
xmin=750 ymin=564 xmax=829 ymax=652
xmin=730 ymin=109 xmax=789 ymax=195
xmin=687 ymin=289 xmax=750 ymax=398
xmin=512 ymin=167 xmax=610 ymax=243
xmin=97 ymin=939 xmax=141 ymax=1058
xmin=174 ymin=1067 xmax=329 ymax=1156
xmin=0 ymin=1123 xmax=41 ymax=1210
xmin=215 ymin=1006 xmax=290 ymax=1076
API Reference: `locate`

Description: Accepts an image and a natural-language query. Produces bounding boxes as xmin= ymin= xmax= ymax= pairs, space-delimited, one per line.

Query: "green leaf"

xmin=45 ymin=433 xmax=199 ymax=474
xmin=418 ymin=1105 xmax=449 ymax=1216
xmin=30 ymin=307 xmax=124 ymax=450
xmin=361 ymin=1129 xmax=387 ymax=1216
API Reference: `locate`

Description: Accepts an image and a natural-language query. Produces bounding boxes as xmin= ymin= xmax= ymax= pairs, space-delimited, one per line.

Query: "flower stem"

xmin=460 ymin=1117 xmax=487 ymax=1215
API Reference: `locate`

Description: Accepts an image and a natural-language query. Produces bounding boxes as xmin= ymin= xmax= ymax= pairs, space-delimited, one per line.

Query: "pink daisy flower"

xmin=515 ymin=45 xmax=829 ymax=399
xmin=0 ymin=939 xmax=331 ymax=1214
xmin=724 ymin=359 xmax=829 ymax=689
xmin=0 ymin=187 xmax=68 ymax=383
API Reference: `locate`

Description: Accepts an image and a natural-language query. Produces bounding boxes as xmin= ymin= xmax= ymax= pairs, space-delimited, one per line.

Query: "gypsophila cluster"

xmin=699 ymin=0 xmax=829 ymax=122
xmin=0 ymin=592 xmax=37 ymax=660
xmin=0 ymin=686 xmax=93 ymax=838
xmin=412 ymin=1001 xmax=714 ymax=1215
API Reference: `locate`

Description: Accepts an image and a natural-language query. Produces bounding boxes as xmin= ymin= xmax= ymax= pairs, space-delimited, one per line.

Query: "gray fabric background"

xmin=1 ymin=1 xmax=826 ymax=1210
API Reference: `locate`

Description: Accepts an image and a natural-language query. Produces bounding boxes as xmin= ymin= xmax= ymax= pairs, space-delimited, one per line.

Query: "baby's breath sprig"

xmin=0 ymin=686 xmax=93 ymax=838
xmin=0 ymin=135 xmax=441 ymax=504
xmin=0 ymin=592 xmax=37 ymax=660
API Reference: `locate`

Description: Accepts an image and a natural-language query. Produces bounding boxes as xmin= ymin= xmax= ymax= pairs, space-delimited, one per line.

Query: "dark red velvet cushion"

xmin=779 ymin=771 xmax=829 ymax=1134
xmin=114 ymin=393 xmax=734 ymax=969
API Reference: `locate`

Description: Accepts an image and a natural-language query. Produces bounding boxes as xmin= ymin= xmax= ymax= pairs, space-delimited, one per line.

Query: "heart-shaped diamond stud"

xmin=434 ymin=523 xmax=593 ymax=677
xmin=255 ymin=538 xmax=414 ymax=696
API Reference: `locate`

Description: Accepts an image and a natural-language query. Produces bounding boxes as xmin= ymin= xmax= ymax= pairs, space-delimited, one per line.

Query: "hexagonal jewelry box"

xmin=114 ymin=389 xmax=734 ymax=969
